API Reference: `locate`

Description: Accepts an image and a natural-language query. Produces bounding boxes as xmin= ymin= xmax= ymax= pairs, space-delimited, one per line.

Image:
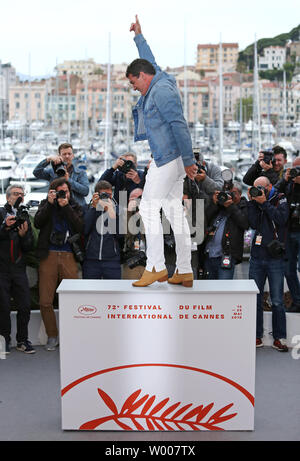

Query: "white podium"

xmin=58 ymin=279 xmax=258 ymax=431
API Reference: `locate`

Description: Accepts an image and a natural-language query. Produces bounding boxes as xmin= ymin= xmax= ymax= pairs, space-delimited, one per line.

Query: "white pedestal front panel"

xmin=58 ymin=280 xmax=258 ymax=431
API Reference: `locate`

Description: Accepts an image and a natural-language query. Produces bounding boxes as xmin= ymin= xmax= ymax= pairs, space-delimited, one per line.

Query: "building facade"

xmin=196 ymin=43 xmax=239 ymax=75
xmin=258 ymin=46 xmax=286 ymax=70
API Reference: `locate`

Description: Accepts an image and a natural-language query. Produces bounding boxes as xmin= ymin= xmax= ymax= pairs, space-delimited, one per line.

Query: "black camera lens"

xmin=290 ymin=167 xmax=300 ymax=179
xmin=249 ymin=186 xmax=264 ymax=198
xmin=117 ymin=159 xmax=135 ymax=174
xmin=52 ymin=161 xmax=67 ymax=177
xmin=99 ymin=192 xmax=110 ymax=200
xmin=56 ymin=190 xmax=66 ymax=199
xmin=217 ymin=191 xmax=230 ymax=204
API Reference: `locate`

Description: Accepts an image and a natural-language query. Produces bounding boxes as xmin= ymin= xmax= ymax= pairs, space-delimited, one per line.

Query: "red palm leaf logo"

xmin=79 ymin=388 xmax=237 ymax=431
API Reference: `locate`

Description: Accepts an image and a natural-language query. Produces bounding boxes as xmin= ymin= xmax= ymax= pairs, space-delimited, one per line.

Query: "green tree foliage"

xmin=237 ymin=24 xmax=300 ymax=75
xmin=235 ymin=96 xmax=253 ymax=122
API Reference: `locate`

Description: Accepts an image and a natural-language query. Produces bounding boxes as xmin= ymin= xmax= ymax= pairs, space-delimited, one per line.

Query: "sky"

xmin=0 ymin=0 xmax=299 ymax=76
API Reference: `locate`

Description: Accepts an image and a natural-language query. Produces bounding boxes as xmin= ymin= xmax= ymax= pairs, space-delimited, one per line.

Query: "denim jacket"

xmin=33 ymin=159 xmax=89 ymax=207
xmin=132 ymin=34 xmax=194 ymax=168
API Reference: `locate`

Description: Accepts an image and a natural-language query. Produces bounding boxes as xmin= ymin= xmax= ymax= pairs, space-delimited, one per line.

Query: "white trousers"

xmin=139 ymin=157 xmax=192 ymax=273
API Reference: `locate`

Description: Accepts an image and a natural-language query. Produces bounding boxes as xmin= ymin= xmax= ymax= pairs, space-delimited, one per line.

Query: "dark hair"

xmin=126 ymin=59 xmax=156 ymax=78
xmin=58 ymin=143 xmax=73 ymax=154
xmin=49 ymin=177 xmax=72 ymax=192
xmin=95 ymin=180 xmax=112 ymax=193
xmin=273 ymin=145 xmax=287 ymax=159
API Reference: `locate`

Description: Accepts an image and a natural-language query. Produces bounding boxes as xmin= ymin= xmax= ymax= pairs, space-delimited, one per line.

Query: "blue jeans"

xmin=249 ymin=257 xmax=286 ymax=340
xmin=284 ymin=231 xmax=300 ymax=305
xmin=82 ymin=260 xmax=121 ymax=280
xmin=205 ymin=256 xmax=236 ymax=280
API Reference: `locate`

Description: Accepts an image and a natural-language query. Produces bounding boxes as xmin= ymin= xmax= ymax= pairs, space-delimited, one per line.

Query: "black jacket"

xmin=0 ymin=203 xmax=34 ymax=272
xmin=274 ymin=178 xmax=300 ymax=231
xmin=100 ymin=168 xmax=145 ymax=204
xmin=243 ymin=160 xmax=283 ymax=186
xmin=205 ymin=196 xmax=249 ymax=264
xmin=247 ymin=188 xmax=289 ymax=259
xmin=34 ymin=198 xmax=84 ymax=260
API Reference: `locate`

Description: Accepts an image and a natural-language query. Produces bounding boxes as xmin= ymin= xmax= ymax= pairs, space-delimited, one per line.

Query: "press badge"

xmin=221 ymin=254 xmax=232 ymax=269
xmin=255 ymin=234 xmax=262 ymax=246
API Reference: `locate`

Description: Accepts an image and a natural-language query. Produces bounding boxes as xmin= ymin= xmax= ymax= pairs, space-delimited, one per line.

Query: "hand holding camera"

xmin=259 ymin=150 xmax=275 ymax=171
xmin=56 ymin=189 xmax=68 ymax=207
xmin=113 ymin=157 xmax=126 ymax=171
xmin=48 ymin=189 xmax=68 ymax=207
xmin=17 ymin=220 xmax=28 ymax=237
xmin=248 ymin=185 xmax=267 ymax=204
xmin=48 ymin=189 xmax=57 ymax=205
xmin=213 ymin=190 xmax=233 ymax=207
xmin=5 ymin=215 xmax=17 ymax=228
xmin=195 ymin=163 xmax=207 ymax=182
xmin=126 ymin=169 xmax=140 ymax=184
xmin=49 ymin=156 xmax=67 ymax=178
xmin=285 ymin=166 xmax=300 ymax=183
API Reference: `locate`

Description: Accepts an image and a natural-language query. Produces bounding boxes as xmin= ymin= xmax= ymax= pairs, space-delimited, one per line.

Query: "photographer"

xmin=100 ymin=153 xmax=145 ymax=205
xmin=122 ymin=188 xmax=146 ymax=280
xmin=82 ymin=180 xmax=121 ymax=280
xmin=33 ymin=142 xmax=89 ymax=207
xmin=243 ymin=145 xmax=287 ymax=186
xmin=34 ymin=178 xmax=84 ymax=351
xmin=274 ymin=157 xmax=300 ymax=312
xmin=247 ymin=176 xmax=289 ymax=352
xmin=0 ymin=184 xmax=35 ymax=354
xmin=203 ymin=180 xmax=248 ymax=280
xmin=184 ymin=150 xmax=224 ymax=197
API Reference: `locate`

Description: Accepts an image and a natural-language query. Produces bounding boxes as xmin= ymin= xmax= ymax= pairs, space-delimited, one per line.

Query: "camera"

xmin=289 ymin=166 xmax=300 ymax=179
xmin=217 ymin=169 xmax=234 ymax=205
xmin=266 ymin=240 xmax=285 ymax=258
xmin=10 ymin=196 xmax=30 ymax=230
xmin=68 ymin=233 xmax=85 ymax=263
xmin=196 ymin=163 xmax=207 ymax=174
xmin=56 ymin=190 xmax=66 ymax=199
xmin=249 ymin=185 xmax=265 ymax=198
xmin=117 ymin=159 xmax=135 ymax=174
xmin=261 ymin=149 xmax=275 ymax=166
xmin=126 ymin=250 xmax=147 ymax=269
xmin=290 ymin=202 xmax=300 ymax=223
xmin=52 ymin=161 xmax=67 ymax=177
xmin=98 ymin=192 xmax=110 ymax=200
xmin=217 ymin=191 xmax=233 ymax=205
xmin=164 ymin=233 xmax=175 ymax=249
xmin=49 ymin=230 xmax=66 ymax=246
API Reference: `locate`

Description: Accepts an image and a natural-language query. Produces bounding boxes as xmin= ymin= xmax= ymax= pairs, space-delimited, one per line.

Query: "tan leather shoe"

xmin=132 ymin=268 xmax=168 ymax=287
xmin=168 ymin=270 xmax=194 ymax=287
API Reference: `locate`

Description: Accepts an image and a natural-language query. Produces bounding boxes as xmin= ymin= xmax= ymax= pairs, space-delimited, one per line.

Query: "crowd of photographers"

xmin=1 ymin=142 xmax=300 ymax=355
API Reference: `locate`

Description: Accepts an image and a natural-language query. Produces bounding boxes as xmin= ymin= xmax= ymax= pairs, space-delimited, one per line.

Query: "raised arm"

xmin=130 ymin=15 xmax=161 ymax=72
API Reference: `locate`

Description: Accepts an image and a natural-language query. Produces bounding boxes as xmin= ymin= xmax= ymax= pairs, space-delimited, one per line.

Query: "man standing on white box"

xmin=126 ymin=15 xmax=198 ymax=287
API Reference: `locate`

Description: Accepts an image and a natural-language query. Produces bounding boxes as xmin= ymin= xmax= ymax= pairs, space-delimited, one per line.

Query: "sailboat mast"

xmin=183 ymin=20 xmax=188 ymax=121
xmin=104 ymin=32 xmax=111 ymax=171
xmin=219 ymin=36 xmax=223 ymax=165
xmin=253 ymin=35 xmax=261 ymax=153
xmin=283 ymin=70 xmax=286 ymax=138
xmin=84 ymin=56 xmax=88 ymax=147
